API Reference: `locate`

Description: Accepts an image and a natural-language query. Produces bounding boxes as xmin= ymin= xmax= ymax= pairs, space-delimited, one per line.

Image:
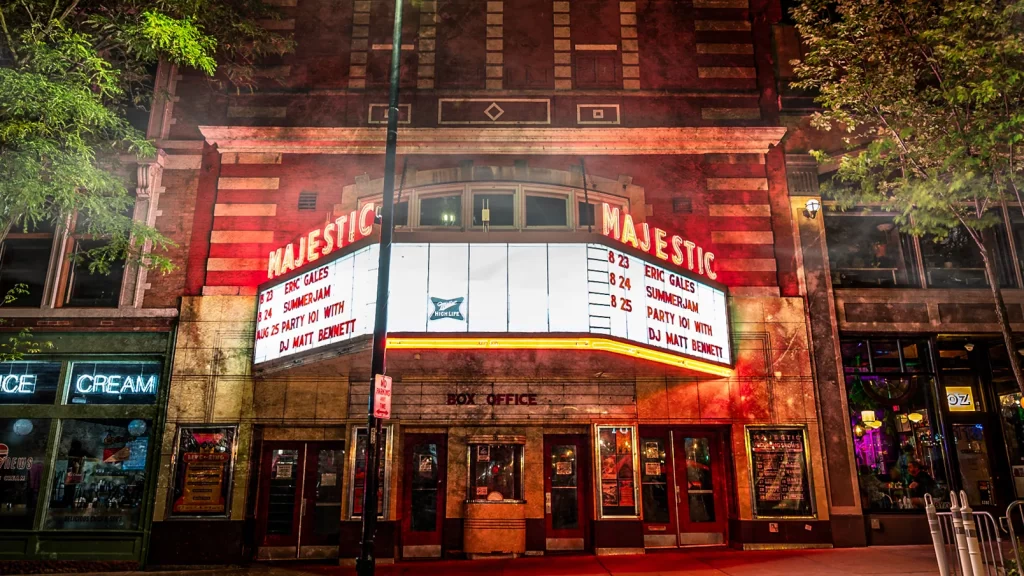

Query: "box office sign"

xmin=170 ymin=426 xmax=236 ymax=518
xmin=0 ymin=361 xmax=61 ymax=405
xmin=67 ymin=361 xmax=161 ymax=405
xmin=254 ymin=242 xmax=731 ymax=372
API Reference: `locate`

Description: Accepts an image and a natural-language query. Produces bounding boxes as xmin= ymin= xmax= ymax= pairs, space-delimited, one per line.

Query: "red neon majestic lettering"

xmin=601 ymin=203 xmax=717 ymax=280
xmin=267 ymin=203 xmax=376 ymax=279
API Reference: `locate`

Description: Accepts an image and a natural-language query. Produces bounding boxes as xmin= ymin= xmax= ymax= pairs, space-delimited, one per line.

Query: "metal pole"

xmin=580 ymin=158 xmax=591 ymax=233
xmin=355 ymin=0 xmax=404 ymax=572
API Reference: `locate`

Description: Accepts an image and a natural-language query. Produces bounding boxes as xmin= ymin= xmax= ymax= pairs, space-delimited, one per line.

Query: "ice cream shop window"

xmin=468 ymin=444 xmax=524 ymax=501
xmin=595 ymin=425 xmax=640 ymax=518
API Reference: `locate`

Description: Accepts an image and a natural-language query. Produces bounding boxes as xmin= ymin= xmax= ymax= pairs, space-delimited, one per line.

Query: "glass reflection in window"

xmin=920 ymin=222 xmax=1013 ymax=288
xmin=468 ymin=444 xmax=523 ymax=501
xmin=844 ymin=340 xmax=949 ymax=512
xmin=0 ymin=418 xmax=51 ymax=529
xmin=420 ymin=195 xmax=462 ymax=227
xmin=823 ymin=212 xmax=919 ymax=288
xmin=472 ymin=194 xmax=514 ymax=227
xmin=526 ymin=195 xmax=568 ymax=227
xmin=46 ymin=419 xmax=151 ymax=530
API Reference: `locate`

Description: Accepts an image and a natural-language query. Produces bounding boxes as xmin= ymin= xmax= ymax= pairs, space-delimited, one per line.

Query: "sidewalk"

xmin=45 ymin=546 xmax=940 ymax=576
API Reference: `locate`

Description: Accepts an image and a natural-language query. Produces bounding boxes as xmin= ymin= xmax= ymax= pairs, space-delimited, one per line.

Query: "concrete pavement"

xmin=40 ymin=546 xmax=941 ymax=576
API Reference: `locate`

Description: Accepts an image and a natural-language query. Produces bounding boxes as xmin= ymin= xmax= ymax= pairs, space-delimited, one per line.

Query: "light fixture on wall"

xmin=804 ymin=198 xmax=821 ymax=219
xmin=965 ymin=343 xmax=975 ymax=352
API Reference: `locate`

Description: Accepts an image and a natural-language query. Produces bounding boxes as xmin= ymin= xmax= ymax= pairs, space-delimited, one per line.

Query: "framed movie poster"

xmin=169 ymin=425 xmax=237 ymax=518
xmin=745 ymin=425 xmax=815 ymax=518
xmin=594 ymin=424 xmax=639 ymax=518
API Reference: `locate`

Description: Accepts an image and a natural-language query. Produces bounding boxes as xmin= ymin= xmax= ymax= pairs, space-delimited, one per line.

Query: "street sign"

xmin=373 ymin=374 xmax=392 ymax=419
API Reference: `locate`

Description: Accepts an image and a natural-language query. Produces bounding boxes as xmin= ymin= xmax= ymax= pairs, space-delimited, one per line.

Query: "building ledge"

xmin=198 ymin=126 xmax=787 ymax=156
xmin=0 ymin=307 xmax=179 ymax=319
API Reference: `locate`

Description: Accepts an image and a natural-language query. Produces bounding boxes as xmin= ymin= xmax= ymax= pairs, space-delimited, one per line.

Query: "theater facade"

xmin=132 ymin=0 xmax=842 ymax=564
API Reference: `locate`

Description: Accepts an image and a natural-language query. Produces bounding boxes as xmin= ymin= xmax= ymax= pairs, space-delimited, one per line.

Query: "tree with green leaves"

xmin=0 ymin=0 xmax=291 ymax=274
xmin=792 ymin=0 xmax=1024 ymax=394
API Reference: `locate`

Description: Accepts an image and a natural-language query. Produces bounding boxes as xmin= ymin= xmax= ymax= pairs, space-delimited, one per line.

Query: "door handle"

xmin=300 ymin=498 xmax=307 ymax=518
xmin=675 ymin=485 xmax=681 ymax=505
xmin=545 ymin=492 xmax=552 ymax=514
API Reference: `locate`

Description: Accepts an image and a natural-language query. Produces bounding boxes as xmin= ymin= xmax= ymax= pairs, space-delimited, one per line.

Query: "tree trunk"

xmin=980 ymin=229 xmax=1024 ymax=398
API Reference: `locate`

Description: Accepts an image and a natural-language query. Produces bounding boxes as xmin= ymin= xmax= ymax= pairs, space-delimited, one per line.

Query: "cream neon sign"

xmin=601 ymin=203 xmax=716 ymax=280
xmin=75 ymin=374 xmax=157 ymax=395
xmin=266 ymin=203 xmax=377 ymax=280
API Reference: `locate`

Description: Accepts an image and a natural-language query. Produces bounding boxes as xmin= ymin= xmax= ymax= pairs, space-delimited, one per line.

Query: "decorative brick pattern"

xmin=619 ymin=1 xmax=639 ymax=89
xmin=349 ymin=0 xmax=371 ymax=89
xmin=419 ymin=0 xmax=438 ymax=89
xmin=553 ymin=1 xmax=571 ymax=89
xmin=486 ymin=0 xmax=504 ymax=89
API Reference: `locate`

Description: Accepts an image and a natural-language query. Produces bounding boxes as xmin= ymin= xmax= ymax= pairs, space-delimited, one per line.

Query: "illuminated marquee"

xmin=266 ymin=203 xmax=377 ymax=280
xmin=601 ymin=203 xmax=716 ymax=280
xmin=255 ymin=241 xmax=732 ymax=375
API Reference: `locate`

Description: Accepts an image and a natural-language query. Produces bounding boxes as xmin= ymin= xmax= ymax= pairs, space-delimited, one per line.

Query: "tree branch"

xmin=0 ymin=5 xmax=18 ymax=61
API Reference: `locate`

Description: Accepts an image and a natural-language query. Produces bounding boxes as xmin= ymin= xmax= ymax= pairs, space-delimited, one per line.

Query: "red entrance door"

xmin=544 ymin=434 xmax=590 ymax=552
xmin=256 ymin=441 xmax=345 ymax=560
xmin=639 ymin=428 xmax=729 ymax=547
xmin=400 ymin=433 xmax=447 ymax=558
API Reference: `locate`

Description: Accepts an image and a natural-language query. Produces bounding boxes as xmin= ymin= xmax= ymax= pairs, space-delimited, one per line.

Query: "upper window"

xmin=823 ymin=210 xmax=920 ymax=288
xmin=420 ymin=194 xmax=463 ymax=227
xmin=0 ymin=237 xmax=53 ymax=307
xmin=472 ymin=192 xmax=515 ymax=227
xmin=525 ymin=194 xmax=569 ymax=228
xmin=920 ymin=222 xmax=1014 ymax=289
xmin=65 ymin=240 xmax=125 ymax=307
xmin=362 ymin=183 xmax=628 ymax=232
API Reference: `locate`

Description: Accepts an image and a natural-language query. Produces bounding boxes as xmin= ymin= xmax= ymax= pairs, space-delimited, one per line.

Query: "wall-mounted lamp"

xmin=965 ymin=343 xmax=975 ymax=352
xmin=804 ymin=198 xmax=821 ymax=219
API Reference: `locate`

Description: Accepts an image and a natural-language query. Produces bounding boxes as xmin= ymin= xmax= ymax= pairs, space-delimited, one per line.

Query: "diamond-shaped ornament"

xmin=484 ymin=102 xmax=505 ymax=121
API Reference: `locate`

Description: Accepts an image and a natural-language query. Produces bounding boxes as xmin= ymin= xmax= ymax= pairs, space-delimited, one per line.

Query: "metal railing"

xmin=928 ymin=492 xmax=1008 ymax=576
xmin=1005 ymin=499 xmax=1024 ymax=573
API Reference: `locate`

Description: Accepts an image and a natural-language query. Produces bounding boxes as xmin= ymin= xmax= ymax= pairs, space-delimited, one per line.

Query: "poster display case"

xmin=168 ymin=425 xmax=237 ymax=518
xmin=594 ymin=424 xmax=640 ymax=519
xmin=745 ymin=425 xmax=816 ymax=519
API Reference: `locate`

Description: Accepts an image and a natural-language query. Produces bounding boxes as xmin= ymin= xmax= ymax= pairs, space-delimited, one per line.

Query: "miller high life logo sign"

xmin=266 ymin=203 xmax=377 ymax=280
xmin=600 ymin=203 xmax=717 ymax=281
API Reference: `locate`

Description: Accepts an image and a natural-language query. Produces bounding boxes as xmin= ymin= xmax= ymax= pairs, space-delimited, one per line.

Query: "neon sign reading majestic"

xmin=266 ymin=203 xmax=377 ymax=280
xmin=601 ymin=203 xmax=716 ymax=280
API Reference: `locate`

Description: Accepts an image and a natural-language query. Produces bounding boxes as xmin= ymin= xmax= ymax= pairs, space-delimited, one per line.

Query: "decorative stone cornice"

xmin=197 ymin=126 xmax=787 ymax=155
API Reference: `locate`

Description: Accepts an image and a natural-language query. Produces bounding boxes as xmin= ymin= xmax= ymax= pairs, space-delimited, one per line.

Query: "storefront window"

xmin=844 ymin=338 xmax=950 ymax=511
xmin=1000 ymin=393 xmax=1024 ymax=498
xmin=65 ymin=361 xmax=160 ymax=405
xmin=596 ymin=425 xmax=639 ymax=518
xmin=920 ymin=221 xmax=1014 ymax=288
xmin=350 ymin=427 xmax=388 ymax=518
xmin=45 ymin=418 xmax=151 ymax=530
xmin=468 ymin=444 xmax=523 ymax=501
xmin=0 ymin=418 xmax=51 ymax=529
xmin=824 ymin=211 xmax=920 ymax=288
xmin=0 ymin=361 xmax=61 ymax=405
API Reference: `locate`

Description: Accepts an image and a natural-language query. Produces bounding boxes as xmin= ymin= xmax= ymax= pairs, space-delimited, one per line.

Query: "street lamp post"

xmin=355 ymin=0 xmax=404 ymax=573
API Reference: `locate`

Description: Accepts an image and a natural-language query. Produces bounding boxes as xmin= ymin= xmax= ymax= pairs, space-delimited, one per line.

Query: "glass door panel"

xmin=299 ymin=444 xmax=344 ymax=557
xmin=953 ymin=424 xmax=996 ymax=506
xmin=673 ymin=431 xmax=727 ymax=545
xmin=640 ymin=432 xmax=676 ymax=548
xmin=544 ymin=435 xmax=588 ymax=551
xmin=683 ymin=437 xmax=716 ymax=523
xmin=550 ymin=444 xmax=579 ymax=530
xmin=259 ymin=445 xmax=303 ymax=550
xmin=401 ymin=433 xmax=447 ymax=557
